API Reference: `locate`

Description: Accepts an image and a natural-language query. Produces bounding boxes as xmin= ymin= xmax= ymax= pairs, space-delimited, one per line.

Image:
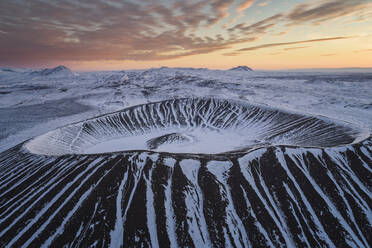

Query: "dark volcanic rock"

xmin=0 ymin=98 xmax=371 ymax=247
xmin=146 ymin=133 xmax=192 ymax=150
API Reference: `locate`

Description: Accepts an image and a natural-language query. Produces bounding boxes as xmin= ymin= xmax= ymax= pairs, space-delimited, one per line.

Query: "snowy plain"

xmin=0 ymin=66 xmax=371 ymax=152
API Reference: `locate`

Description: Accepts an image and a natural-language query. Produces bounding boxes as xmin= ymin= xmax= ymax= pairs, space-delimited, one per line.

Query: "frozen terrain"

xmin=1 ymin=66 xmax=372 ymax=152
xmin=0 ymin=66 xmax=371 ymax=247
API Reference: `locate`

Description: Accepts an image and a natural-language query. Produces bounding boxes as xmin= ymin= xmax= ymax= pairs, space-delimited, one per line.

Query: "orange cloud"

xmin=286 ymin=0 xmax=372 ymax=25
xmin=237 ymin=0 xmax=256 ymax=12
xmin=283 ymin=46 xmax=310 ymax=50
xmin=238 ymin=36 xmax=353 ymax=51
xmin=0 ymin=0 xmax=370 ymax=69
xmin=258 ymin=1 xmax=269 ymax=7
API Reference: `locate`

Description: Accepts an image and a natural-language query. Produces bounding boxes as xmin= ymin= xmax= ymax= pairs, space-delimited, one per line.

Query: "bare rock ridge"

xmin=0 ymin=98 xmax=371 ymax=247
xmin=146 ymin=133 xmax=193 ymax=150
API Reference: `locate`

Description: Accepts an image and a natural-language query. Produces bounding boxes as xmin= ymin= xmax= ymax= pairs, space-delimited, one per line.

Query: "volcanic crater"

xmin=0 ymin=98 xmax=371 ymax=247
xmin=25 ymin=98 xmax=364 ymax=156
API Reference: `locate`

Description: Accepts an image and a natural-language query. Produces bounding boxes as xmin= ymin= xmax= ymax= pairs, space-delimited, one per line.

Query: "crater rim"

xmin=23 ymin=97 xmax=369 ymax=156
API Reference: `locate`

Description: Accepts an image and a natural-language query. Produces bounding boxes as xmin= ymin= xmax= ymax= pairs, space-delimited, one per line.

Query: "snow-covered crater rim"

xmin=24 ymin=98 xmax=368 ymax=156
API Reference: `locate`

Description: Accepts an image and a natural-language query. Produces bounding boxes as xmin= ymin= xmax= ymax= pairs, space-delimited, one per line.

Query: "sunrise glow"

xmin=1 ymin=0 xmax=371 ymax=70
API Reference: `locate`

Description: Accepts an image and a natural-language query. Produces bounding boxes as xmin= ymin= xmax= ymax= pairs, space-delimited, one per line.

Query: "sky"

xmin=0 ymin=0 xmax=371 ymax=70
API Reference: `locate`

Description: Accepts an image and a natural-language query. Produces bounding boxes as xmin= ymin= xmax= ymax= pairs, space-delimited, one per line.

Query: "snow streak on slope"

xmin=0 ymin=98 xmax=371 ymax=247
xmin=0 ymin=140 xmax=371 ymax=247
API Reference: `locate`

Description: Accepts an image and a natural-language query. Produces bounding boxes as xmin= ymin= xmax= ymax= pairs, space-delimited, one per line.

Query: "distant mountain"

xmin=29 ymin=65 xmax=74 ymax=77
xmin=229 ymin=66 xmax=253 ymax=71
xmin=0 ymin=67 xmax=31 ymax=73
xmin=0 ymin=68 xmax=16 ymax=73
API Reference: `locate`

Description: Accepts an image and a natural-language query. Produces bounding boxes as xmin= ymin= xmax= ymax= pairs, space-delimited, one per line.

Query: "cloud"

xmin=222 ymin=52 xmax=241 ymax=56
xmin=283 ymin=46 xmax=310 ymax=51
xmin=228 ymin=0 xmax=372 ymax=39
xmin=275 ymin=31 xmax=288 ymax=36
xmin=286 ymin=0 xmax=372 ymax=25
xmin=237 ymin=0 xmax=256 ymax=12
xmin=0 ymin=0 xmax=370 ymax=67
xmin=258 ymin=1 xmax=269 ymax=7
xmin=206 ymin=0 xmax=235 ymax=25
xmin=0 ymin=0 xmax=255 ymax=65
xmin=228 ymin=14 xmax=283 ymax=35
xmin=238 ymin=36 xmax=353 ymax=51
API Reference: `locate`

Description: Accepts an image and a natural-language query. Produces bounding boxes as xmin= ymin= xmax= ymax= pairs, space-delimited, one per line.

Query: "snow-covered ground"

xmin=0 ymin=66 xmax=371 ymax=248
xmin=1 ymin=66 xmax=371 ymax=152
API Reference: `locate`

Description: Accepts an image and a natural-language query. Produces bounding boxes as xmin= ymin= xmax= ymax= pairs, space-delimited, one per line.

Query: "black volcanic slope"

xmin=0 ymin=98 xmax=371 ymax=247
